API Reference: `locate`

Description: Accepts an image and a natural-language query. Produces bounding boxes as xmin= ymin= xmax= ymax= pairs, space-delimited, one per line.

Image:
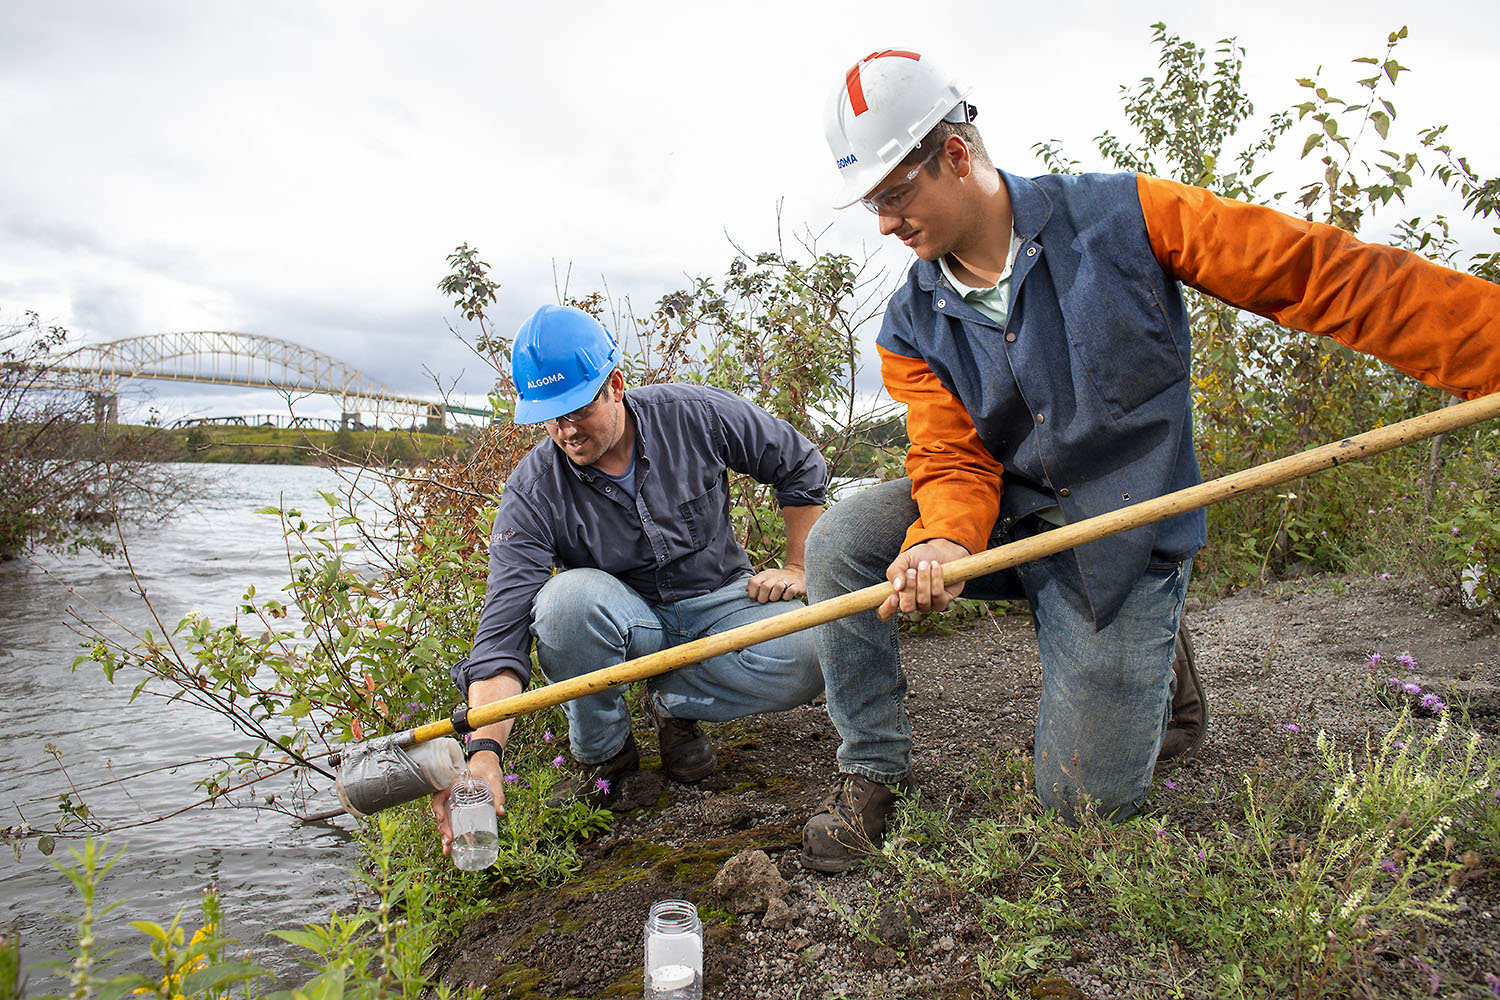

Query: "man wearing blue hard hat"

xmin=433 ymin=304 xmax=827 ymax=849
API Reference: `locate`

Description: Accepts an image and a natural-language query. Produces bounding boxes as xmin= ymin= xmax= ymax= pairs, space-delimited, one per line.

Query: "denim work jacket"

xmin=452 ymin=384 xmax=827 ymax=694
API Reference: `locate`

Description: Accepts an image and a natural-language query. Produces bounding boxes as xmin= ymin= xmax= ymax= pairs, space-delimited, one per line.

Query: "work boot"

xmin=545 ymin=733 xmax=640 ymax=811
xmin=656 ymin=716 xmax=717 ymax=783
xmin=643 ymin=697 xmax=717 ymax=782
xmin=800 ymin=773 xmax=908 ymax=874
xmin=1156 ymin=625 xmax=1207 ymax=770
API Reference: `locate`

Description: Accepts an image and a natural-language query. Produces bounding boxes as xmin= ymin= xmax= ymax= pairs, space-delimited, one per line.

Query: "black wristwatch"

xmin=463 ymin=737 xmax=505 ymax=766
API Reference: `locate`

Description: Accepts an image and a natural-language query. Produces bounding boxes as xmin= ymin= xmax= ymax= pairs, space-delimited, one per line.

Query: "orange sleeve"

xmin=1136 ymin=174 xmax=1500 ymax=400
xmin=879 ymin=344 xmax=1003 ymax=555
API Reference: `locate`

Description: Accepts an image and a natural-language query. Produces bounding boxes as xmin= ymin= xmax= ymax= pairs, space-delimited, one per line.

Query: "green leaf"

xmin=181 ymin=960 xmax=268 ymax=995
xmin=37 ymin=834 xmax=55 ymax=855
xmin=1301 ymin=133 xmax=1324 ymax=158
xmin=1371 ymin=110 xmax=1390 ymax=139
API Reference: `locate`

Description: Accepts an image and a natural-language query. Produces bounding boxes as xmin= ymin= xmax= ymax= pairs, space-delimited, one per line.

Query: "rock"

xmin=612 ymin=769 xmax=665 ymax=810
xmin=712 ymin=849 xmax=790 ymax=914
xmin=874 ymin=902 xmax=920 ymax=946
xmin=699 ymin=794 xmax=752 ymax=829
xmin=762 ymin=896 xmax=793 ymax=929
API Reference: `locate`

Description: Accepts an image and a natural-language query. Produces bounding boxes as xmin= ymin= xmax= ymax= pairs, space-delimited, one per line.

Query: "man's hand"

xmin=428 ymin=673 xmax=520 ymax=856
xmin=877 ymin=539 xmax=970 ymax=621
xmin=431 ymin=748 xmax=506 ymax=857
xmin=747 ymin=565 xmax=807 ymax=603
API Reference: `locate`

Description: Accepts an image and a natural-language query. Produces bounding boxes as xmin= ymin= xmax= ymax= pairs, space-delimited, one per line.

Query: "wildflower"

xmin=594 ymin=778 xmax=611 ymax=794
xmin=1164 ymin=779 xmax=1177 ymax=790
xmin=1284 ymin=723 xmax=1301 ymax=733
xmin=543 ymin=731 xmax=554 ymax=742
xmin=503 ymin=773 xmax=520 ymax=784
xmin=1197 ymin=849 xmax=1205 ymax=860
xmin=1448 ymin=480 xmax=1457 ymax=487
xmin=1485 ymin=971 xmax=1498 ymax=996
xmin=551 ymin=755 xmax=565 ymax=767
xmin=1379 ymin=856 xmax=1399 ymax=874
xmin=1452 ymin=526 xmax=1461 ymax=536
xmin=1367 ymin=508 xmax=1375 ymax=515
xmin=1402 ymin=682 xmax=1422 ymax=696
xmin=1395 ymin=741 xmax=1407 ymax=750
xmin=1152 ymin=824 xmax=1166 ymax=839
xmin=1396 ymin=654 xmax=1417 ymax=668
xmin=1379 ymin=572 xmax=1391 ymax=580
xmin=1367 ymin=652 xmax=1383 ymax=668
xmin=1420 ymin=693 xmax=1448 ymax=712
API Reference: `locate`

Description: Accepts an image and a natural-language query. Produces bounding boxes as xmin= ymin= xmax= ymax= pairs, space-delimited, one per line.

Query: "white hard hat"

xmin=825 ymin=48 xmax=974 ymax=209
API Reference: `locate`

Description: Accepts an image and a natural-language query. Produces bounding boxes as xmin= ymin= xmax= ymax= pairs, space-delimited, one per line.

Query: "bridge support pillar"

xmin=91 ymin=393 xmax=118 ymax=425
xmin=425 ymin=404 xmax=446 ymax=434
xmin=341 ymin=411 xmax=364 ymax=432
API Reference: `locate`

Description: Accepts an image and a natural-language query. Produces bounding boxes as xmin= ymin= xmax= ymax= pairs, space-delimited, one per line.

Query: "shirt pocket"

xmin=1065 ymin=277 xmax=1188 ymax=419
xmin=679 ymin=478 xmax=727 ymax=548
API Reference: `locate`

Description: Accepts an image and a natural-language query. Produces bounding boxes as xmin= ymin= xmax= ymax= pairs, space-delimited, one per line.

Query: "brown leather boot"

xmin=800 ymin=773 xmax=909 ymax=874
xmin=1156 ymin=624 xmax=1207 ymax=770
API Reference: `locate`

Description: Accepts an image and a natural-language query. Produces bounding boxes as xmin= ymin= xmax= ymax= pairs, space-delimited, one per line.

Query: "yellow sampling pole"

xmin=399 ymin=390 xmax=1500 ymax=746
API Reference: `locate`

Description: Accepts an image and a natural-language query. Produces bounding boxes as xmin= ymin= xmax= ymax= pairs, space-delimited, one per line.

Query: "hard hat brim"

xmin=513 ymin=368 xmax=613 ymax=425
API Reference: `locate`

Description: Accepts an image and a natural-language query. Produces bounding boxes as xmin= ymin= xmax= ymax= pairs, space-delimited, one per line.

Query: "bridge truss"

xmin=44 ymin=331 xmax=485 ymax=429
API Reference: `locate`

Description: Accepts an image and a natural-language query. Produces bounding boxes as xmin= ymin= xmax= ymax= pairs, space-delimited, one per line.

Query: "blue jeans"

xmin=531 ymin=568 xmax=825 ymax=764
xmin=805 ymin=478 xmax=1189 ymax=822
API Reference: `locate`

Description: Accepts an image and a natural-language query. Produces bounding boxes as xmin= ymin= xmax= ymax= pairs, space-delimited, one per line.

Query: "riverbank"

xmin=427 ymin=572 xmax=1499 ymax=999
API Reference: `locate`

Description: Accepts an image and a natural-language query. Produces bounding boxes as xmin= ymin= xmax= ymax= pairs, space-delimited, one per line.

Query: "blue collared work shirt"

xmin=451 ymin=383 xmax=827 ymax=695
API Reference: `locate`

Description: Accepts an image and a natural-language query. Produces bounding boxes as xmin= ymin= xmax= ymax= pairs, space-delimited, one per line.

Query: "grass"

xmin=827 ymin=707 xmax=1500 ymax=999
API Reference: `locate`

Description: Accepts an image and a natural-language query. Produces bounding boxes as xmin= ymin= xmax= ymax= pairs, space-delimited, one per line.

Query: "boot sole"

xmin=798 ymin=848 xmax=866 ymax=874
xmin=662 ymin=752 xmax=717 ymax=783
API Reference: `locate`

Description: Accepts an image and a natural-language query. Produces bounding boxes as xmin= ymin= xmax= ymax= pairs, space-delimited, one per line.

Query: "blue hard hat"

xmin=510 ymin=305 xmax=621 ymax=424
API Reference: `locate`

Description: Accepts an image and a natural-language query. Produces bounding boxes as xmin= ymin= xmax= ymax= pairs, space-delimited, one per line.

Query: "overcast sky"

xmin=3 ymin=2 xmax=1495 ymax=423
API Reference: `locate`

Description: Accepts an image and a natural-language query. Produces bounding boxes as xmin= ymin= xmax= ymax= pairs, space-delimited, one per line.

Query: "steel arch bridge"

xmin=44 ymin=331 xmax=489 ymax=428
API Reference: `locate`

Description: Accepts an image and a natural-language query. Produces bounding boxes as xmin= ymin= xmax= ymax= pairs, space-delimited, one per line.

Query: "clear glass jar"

xmin=447 ymin=774 xmax=498 ymax=871
xmin=643 ymin=899 xmax=702 ymax=999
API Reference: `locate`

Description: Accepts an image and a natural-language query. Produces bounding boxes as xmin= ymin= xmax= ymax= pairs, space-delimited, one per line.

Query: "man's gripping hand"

xmin=877 ymin=539 xmax=970 ymax=621
xmin=746 ymin=565 xmax=807 ymax=603
xmin=431 ymin=747 xmax=506 ymax=857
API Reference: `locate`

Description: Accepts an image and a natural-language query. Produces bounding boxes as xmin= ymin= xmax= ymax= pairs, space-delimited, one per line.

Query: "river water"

xmin=0 ymin=464 xmax=396 ymax=984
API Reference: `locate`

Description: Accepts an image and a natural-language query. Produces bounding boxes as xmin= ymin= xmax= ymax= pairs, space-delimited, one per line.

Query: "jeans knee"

xmin=532 ymin=569 xmax=630 ymax=665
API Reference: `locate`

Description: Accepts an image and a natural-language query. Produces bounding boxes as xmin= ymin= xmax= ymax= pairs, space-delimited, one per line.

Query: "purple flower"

xmin=1379 ymin=573 xmax=1391 ymax=580
xmin=1387 ymin=677 xmax=1402 ymax=690
xmin=1284 ymin=723 xmax=1301 ymax=733
xmin=1452 ymin=526 xmax=1462 ymax=536
xmin=1420 ymin=693 xmax=1448 ymax=712
xmin=543 ymin=731 xmax=554 ymax=742
xmin=1152 ymin=824 xmax=1166 ymax=839
xmin=503 ymin=773 xmax=520 ymax=784
xmin=1367 ymin=652 xmax=1383 ymax=668
xmin=551 ymin=755 xmax=565 ymax=767
xmin=1164 ymin=779 xmax=1177 ymax=790
xmin=1395 ymin=741 xmax=1407 ymax=749
xmin=594 ymin=778 xmax=611 ymax=794
xmin=1402 ymin=682 xmax=1422 ymax=696
xmin=1396 ymin=654 xmax=1417 ymax=668
xmin=1448 ymin=481 xmax=1457 ymax=487
xmin=1485 ymin=971 xmax=1498 ymax=996
xmin=1379 ymin=856 xmax=1399 ymax=874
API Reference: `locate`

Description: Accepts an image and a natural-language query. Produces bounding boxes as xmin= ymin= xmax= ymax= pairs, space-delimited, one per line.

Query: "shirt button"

xmin=936 ymin=298 xmax=947 ymax=308
xmin=1058 ymin=487 xmax=1070 ymax=497
xmin=1026 ymin=247 xmax=1037 ymax=257
xmin=1036 ymin=413 xmax=1045 ymax=424
xmin=1005 ymin=332 xmax=1016 ymax=342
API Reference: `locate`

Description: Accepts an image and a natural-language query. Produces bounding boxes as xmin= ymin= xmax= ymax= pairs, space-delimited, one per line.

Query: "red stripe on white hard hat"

xmin=844 ymin=49 xmax=921 ymax=116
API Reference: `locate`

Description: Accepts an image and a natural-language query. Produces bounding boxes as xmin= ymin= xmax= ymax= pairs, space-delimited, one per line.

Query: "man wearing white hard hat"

xmin=800 ymin=48 xmax=1500 ymax=872
xmin=432 ymin=304 xmax=826 ymax=855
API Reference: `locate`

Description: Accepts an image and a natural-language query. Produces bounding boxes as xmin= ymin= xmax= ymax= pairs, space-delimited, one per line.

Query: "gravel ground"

xmin=430 ymin=572 xmax=1499 ymax=999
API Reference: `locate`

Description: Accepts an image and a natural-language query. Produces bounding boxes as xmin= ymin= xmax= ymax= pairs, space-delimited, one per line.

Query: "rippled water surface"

xmin=0 ymin=464 xmax=391 ymax=982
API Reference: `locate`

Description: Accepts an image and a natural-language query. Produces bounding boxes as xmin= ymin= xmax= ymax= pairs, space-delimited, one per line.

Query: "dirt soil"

xmin=429 ymin=574 xmax=1499 ymax=999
